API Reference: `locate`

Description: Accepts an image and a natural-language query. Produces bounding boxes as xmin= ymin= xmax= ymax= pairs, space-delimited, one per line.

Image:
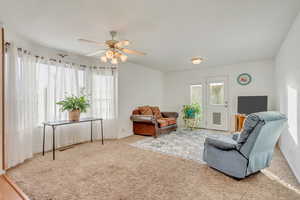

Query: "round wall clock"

xmin=237 ymin=73 xmax=252 ymax=85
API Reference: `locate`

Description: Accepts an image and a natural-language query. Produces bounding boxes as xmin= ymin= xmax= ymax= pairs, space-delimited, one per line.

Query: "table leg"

xmin=91 ymin=121 xmax=93 ymax=142
xmin=101 ymin=119 xmax=104 ymax=145
xmin=52 ymin=126 xmax=56 ymax=160
xmin=43 ymin=124 xmax=46 ymax=156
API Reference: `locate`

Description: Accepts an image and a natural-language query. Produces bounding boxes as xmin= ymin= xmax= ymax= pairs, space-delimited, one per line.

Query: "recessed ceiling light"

xmin=191 ymin=57 xmax=203 ymax=64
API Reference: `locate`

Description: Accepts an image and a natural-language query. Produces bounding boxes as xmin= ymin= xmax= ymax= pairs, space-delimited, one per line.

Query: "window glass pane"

xmin=209 ymin=82 xmax=224 ymax=105
xmin=191 ymin=85 xmax=202 ymax=105
xmin=190 ymin=85 xmax=203 ymax=120
xmin=92 ymin=73 xmax=114 ymax=119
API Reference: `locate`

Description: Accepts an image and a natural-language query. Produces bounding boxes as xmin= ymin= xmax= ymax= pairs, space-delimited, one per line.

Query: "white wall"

xmin=163 ymin=60 xmax=276 ymax=130
xmin=275 ymin=11 xmax=300 ymax=182
xmin=117 ymin=62 xmax=164 ymax=138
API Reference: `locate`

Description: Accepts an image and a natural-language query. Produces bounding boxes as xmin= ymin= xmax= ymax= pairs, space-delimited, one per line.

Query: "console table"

xmin=42 ymin=117 xmax=103 ymax=160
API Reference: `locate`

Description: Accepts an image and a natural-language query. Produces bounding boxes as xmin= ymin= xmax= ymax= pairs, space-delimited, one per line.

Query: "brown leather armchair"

xmin=130 ymin=106 xmax=179 ymax=138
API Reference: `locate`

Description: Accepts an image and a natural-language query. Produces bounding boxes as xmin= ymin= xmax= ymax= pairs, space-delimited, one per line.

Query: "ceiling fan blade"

xmin=115 ymin=40 xmax=130 ymax=48
xmin=85 ymin=49 xmax=106 ymax=57
xmin=120 ymin=48 xmax=146 ymax=56
xmin=78 ymin=38 xmax=104 ymax=45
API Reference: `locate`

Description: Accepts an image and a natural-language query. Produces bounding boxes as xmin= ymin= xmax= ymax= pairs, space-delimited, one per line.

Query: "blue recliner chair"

xmin=203 ymin=111 xmax=287 ymax=179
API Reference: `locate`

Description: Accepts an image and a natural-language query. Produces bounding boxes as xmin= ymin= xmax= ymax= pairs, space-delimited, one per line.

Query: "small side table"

xmin=43 ymin=117 xmax=104 ymax=160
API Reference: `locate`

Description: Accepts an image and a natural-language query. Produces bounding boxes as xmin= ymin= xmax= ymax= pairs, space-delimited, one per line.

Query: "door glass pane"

xmin=209 ymin=82 xmax=224 ymax=105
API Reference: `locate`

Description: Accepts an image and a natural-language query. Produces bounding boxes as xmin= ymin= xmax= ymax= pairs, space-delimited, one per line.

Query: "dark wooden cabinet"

xmin=235 ymin=114 xmax=246 ymax=132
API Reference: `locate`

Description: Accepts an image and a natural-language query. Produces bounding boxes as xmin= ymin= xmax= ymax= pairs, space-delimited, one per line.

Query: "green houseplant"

xmin=182 ymin=103 xmax=201 ymax=129
xmin=182 ymin=103 xmax=201 ymax=119
xmin=56 ymin=94 xmax=90 ymax=121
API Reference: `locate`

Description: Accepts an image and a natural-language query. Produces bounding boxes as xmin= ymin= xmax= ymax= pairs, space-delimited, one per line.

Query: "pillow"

xmin=151 ymin=106 xmax=162 ymax=119
xmin=237 ymin=114 xmax=260 ymax=145
xmin=139 ymin=106 xmax=153 ymax=115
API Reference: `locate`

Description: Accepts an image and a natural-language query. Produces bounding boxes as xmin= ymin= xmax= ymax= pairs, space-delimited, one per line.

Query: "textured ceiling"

xmin=0 ymin=0 xmax=300 ymax=71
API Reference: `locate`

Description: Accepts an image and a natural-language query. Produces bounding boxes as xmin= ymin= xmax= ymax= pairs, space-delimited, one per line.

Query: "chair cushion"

xmin=158 ymin=118 xmax=177 ymax=126
xmin=206 ymin=136 xmax=237 ymax=150
xmin=237 ymin=112 xmax=286 ymax=146
xmin=132 ymin=109 xmax=140 ymax=115
xmin=139 ymin=106 xmax=153 ymax=115
xmin=151 ymin=106 xmax=163 ymax=119
xmin=157 ymin=119 xmax=168 ymax=127
xmin=166 ymin=118 xmax=177 ymax=125
xmin=237 ymin=114 xmax=260 ymax=145
xmin=254 ymin=111 xmax=287 ymax=122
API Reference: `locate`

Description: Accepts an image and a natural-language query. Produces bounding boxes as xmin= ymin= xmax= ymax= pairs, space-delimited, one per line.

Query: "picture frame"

xmin=237 ymin=73 xmax=252 ymax=85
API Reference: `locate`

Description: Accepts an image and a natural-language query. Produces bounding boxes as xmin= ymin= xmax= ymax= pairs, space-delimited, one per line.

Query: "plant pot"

xmin=69 ymin=110 xmax=80 ymax=121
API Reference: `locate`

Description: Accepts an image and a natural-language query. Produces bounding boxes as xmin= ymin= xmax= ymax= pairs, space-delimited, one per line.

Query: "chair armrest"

xmin=161 ymin=112 xmax=179 ymax=119
xmin=205 ymin=136 xmax=237 ymax=150
xmin=130 ymin=115 xmax=156 ymax=124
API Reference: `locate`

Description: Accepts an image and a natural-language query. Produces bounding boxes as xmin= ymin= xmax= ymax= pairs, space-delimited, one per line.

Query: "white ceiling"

xmin=0 ymin=0 xmax=300 ymax=71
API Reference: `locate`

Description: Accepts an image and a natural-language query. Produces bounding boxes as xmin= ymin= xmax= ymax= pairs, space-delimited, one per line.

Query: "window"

xmin=190 ymin=84 xmax=203 ymax=120
xmin=36 ymin=62 xmax=117 ymax=123
xmin=91 ymin=72 xmax=116 ymax=120
xmin=191 ymin=84 xmax=203 ymax=105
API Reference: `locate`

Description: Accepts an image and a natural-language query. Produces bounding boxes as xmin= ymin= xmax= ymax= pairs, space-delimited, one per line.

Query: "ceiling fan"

xmin=78 ymin=31 xmax=146 ymax=65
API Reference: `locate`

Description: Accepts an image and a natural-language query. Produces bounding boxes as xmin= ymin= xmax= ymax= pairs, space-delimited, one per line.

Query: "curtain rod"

xmin=6 ymin=43 xmax=117 ymax=70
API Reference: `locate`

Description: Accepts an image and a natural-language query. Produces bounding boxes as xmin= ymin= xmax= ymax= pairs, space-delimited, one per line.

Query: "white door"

xmin=206 ymin=77 xmax=229 ymax=131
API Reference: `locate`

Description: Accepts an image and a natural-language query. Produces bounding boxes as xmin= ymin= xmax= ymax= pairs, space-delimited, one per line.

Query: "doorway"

xmin=190 ymin=76 xmax=229 ymax=131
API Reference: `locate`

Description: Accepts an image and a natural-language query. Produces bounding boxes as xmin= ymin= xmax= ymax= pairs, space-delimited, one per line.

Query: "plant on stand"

xmin=182 ymin=103 xmax=201 ymax=130
xmin=56 ymin=94 xmax=90 ymax=121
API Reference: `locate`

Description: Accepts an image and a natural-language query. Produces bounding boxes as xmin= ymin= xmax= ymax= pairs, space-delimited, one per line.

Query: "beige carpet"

xmin=7 ymin=135 xmax=300 ymax=200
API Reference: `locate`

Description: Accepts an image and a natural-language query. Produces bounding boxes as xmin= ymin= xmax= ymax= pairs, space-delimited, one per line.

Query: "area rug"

xmin=130 ymin=129 xmax=227 ymax=163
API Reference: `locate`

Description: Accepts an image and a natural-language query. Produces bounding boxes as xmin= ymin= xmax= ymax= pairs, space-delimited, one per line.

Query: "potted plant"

xmin=56 ymin=94 xmax=90 ymax=121
xmin=182 ymin=103 xmax=201 ymax=119
xmin=182 ymin=103 xmax=201 ymax=129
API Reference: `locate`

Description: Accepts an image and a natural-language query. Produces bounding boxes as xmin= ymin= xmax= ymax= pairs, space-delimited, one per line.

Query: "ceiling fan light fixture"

xmin=79 ymin=31 xmax=146 ymax=66
xmin=111 ymin=58 xmax=118 ymax=65
xmin=123 ymin=40 xmax=130 ymax=46
xmin=100 ymin=55 xmax=108 ymax=63
xmin=106 ymin=50 xmax=114 ymax=59
xmin=191 ymin=57 xmax=203 ymax=64
xmin=120 ymin=54 xmax=128 ymax=62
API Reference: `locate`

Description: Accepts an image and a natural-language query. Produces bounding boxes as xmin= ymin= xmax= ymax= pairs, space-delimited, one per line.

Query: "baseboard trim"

xmin=3 ymin=174 xmax=31 ymax=200
xmin=117 ymin=131 xmax=133 ymax=139
xmin=280 ymin=146 xmax=300 ymax=183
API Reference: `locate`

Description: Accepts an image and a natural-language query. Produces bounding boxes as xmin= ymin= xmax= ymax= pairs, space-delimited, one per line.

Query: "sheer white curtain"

xmin=5 ymin=47 xmax=39 ymax=168
xmin=36 ymin=62 xmax=88 ymax=149
xmin=86 ymin=67 xmax=118 ymax=120
xmin=37 ymin=62 xmax=118 ymax=122
xmin=5 ymin=46 xmax=117 ymax=168
xmin=37 ymin=62 xmax=84 ymax=122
